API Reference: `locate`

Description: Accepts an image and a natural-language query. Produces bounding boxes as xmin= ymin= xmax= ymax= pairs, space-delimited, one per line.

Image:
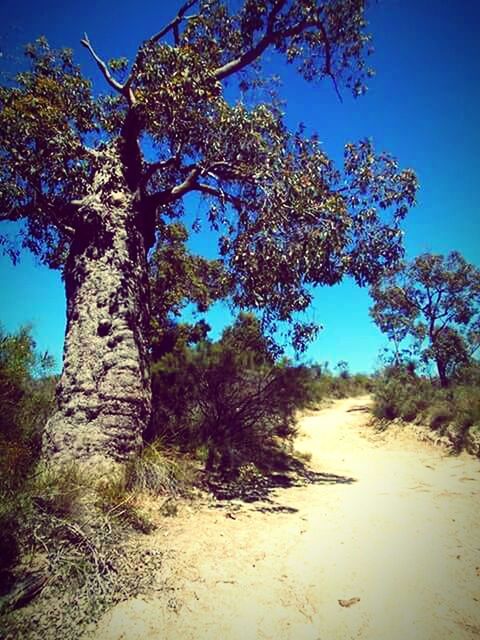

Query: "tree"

xmin=370 ymin=252 xmax=480 ymax=387
xmin=0 ymin=1 xmax=417 ymax=469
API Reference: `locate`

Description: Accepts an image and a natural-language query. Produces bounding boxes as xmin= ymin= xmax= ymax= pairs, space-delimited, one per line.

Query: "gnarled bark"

xmin=42 ymin=147 xmax=152 ymax=468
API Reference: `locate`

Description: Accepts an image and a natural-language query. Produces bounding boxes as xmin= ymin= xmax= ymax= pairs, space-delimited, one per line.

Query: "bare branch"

xmin=146 ymin=159 xmax=247 ymax=213
xmin=170 ymin=164 xmax=203 ymax=198
xmin=147 ymin=164 xmax=203 ymax=207
xmin=208 ymin=160 xmax=251 ymax=181
xmin=80 ymin=33 xmax=125 ymax=94
xmin=267 ymin=0 xmax=288 ymax=32
xmin=213 ymin=35 xmax=273 ymax=81
xmin=147 ymin=0 xmax=199 ymax=45
xmin=315 ymin=18 xmax=343 ymax=102
xmin=123 ymin=0 xmax=198 ymax=96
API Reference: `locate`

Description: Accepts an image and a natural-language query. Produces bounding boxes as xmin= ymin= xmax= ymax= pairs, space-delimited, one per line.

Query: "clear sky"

xmin=0 ymin=0 xmax=479 ymax=373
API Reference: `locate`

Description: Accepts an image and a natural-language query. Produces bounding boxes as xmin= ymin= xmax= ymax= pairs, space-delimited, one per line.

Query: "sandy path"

xmin=90 ymin=396 xmax=480 ymax=640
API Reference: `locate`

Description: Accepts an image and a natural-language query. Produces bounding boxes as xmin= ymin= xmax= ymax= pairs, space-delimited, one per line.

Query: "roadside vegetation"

xmin=370 ymin=251 xmax=480 ymax=455
xmin=372 ymin=361 xmax=480 ymax=456
xmin=1 ymin=314 xmax=478 ymax=638
xmin=0 ymin=319 xmax=369 ymax=639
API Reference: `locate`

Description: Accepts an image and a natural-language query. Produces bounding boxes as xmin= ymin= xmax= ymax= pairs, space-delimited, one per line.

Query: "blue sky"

xmin=0 ymin=0 xmax=479 ymax=373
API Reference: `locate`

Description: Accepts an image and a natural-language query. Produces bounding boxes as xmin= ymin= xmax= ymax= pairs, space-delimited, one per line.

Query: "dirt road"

xmin=90 ymin=396 xmax=480 ymax=639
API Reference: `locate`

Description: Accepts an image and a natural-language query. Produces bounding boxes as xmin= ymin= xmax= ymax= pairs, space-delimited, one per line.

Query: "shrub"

xmin=428 ymin=402 xmax=455 ymax=431
xmin=372 ymin=377 xmax=407 ymax=420
xmin=150 ymin=314 xmax=312 ymax=473
xmin=124 ymin=440 xmax=194 ymax=495
xmin=0 ymin=327 xmax=56 ymax=491
xmin=372 ymin=361 xmax=480 ymax=455
xmin=31 ymin=462 xmax=87 ymax=518
xmin=0 ymin=495 xmax=23 ymax=595
xmin=306 ymin=366 xmax=372 ymax=405
xmin=453 ymin=385 xmax=480 ymax=432
xmin=0 ymin=328 xmax=56 ymax=597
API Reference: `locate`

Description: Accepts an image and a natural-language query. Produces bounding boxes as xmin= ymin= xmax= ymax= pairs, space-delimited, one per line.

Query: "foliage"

xmin=370 ymin=252 xmax=480 ymax=387
xmin=124 ymin=440 xmax=195 ymax=495
xmin=0 ymin=326 xmax=55 ymax=478
xmin=305 ymin=360 xmax=372 ymax=404
xmin=372 ymin=362 xmax=480 ymax=454
xmin=0 ymin=327 xmax=55 ymax=581
xmin=149 ymin=221 xmax=229 ymax=327
xmin=150 ymin=312 xmax=312 ymax=472
xmin=1 ymin=1 xmax=417 ymax=347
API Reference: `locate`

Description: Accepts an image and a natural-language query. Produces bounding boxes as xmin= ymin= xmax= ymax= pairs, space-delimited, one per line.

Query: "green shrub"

xmin=306 ymin=366 xmax=372 ymax=405
xmin=31 ymin=462 xmax=87 ymax=518
xmin=125 ymin=441 xmax=194 ymax=495
xmin=372 ymin=362 xmax=480 ymax=454
xmin=453 ymin=385 xmax=480 ymax=432
xmin=0 ymin=328 xmax=56 ymax=595
xmin=150 ymin=314 xmax=313 ymax=474
xmin=0 ymin=327 xmax=56 ymax=492
xmin=0 ymin=495 xmax=23 ymax=595
xmin=428 ymin=402 xmax=455 ymax=431
xmin=372 ymin=377 xmax=407 ymax=420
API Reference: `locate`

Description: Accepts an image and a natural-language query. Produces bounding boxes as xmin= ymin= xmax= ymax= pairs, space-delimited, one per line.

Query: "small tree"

xmin=1 ymin=1 xmax=417 ymax=468
xmin=370 ymin=252 xmax=480 ymax=387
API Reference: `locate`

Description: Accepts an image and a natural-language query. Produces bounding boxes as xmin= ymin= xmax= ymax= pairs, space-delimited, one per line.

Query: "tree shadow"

xmin=200 ymin=452 xmax=356 ymax=505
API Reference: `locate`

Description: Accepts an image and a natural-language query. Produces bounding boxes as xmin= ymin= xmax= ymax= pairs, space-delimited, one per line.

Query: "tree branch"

xmin=315 ymin=17 xmax=343 ymax=102
xmin=213 ymin=33 xmax=276 ymax=81
xmin=146 ymin=158 xmax=248 ymax=213
xmin=147 ymin=0 xmax=199 ymax=46
xmin=213 ymin=6 xmax=342 ymax=100
xmin=0 ymin=207 xmax=24 ymax=223
xmin=194 ymin=183 xmax=244 ymax=211
xmin=123 ymin=0 xmax=199 ymax=95
xmin=147 ymin=164 xmax=203 ymax=207
xmin=143 ymin=155 xmax=181 ymax=185
xmin=80 ymin=33 xmax=126 ymax=95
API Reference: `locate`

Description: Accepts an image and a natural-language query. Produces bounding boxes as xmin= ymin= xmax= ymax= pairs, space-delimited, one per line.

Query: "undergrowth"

xmin=372 ymin=365 xmax=480 ymax=454
xmin=0 ymin=447 xmax=192 ymax=639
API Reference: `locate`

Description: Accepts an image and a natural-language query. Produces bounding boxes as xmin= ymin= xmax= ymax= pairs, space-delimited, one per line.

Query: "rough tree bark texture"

xmin=43 ymin=147 xmax=151 ymax=468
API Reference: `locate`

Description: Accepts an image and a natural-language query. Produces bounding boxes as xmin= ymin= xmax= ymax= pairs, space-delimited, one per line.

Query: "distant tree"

xmin=370 ymin=252 xmax=480 ymax=387
xmin=0 ymin=1 xmax=417 ymax=469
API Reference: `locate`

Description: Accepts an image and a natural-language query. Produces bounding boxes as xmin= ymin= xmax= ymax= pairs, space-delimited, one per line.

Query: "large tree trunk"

xmin=42 ymin=146 xmax=152 ymax=469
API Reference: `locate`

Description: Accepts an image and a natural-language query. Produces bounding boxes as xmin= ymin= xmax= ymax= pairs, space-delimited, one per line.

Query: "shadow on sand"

xmin=201 ymin=454 xmax=356 ymax=506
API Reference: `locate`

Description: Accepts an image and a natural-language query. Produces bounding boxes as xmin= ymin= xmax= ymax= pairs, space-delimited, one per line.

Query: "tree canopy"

xmin=370 ymin=251 xmax=480 ymax=386
xmin=1 ymin=0 xmax=417 ymax=345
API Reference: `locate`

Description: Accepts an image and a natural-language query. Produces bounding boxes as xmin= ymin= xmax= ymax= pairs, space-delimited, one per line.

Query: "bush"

xmin=372 ymin=362 xmax=480 ymax=454
xmin=124 ymin=440 xmax=194 ymax=495
xmin=0 ymin=327 xmax=56 ymax=596
xmin=0 ymin=496 xmax=23 ymax=595
xmin=372 ymin=377 xmax=407 ymax=420
xmin=0 ymin=327 xmax=56 ymax=491
xmin=428 ymin=402 xmax=455 ymax=431
xmin=306 ymin=364 xmax=372 ymax=405
xmin=150 ymin=314 xmax=312 ymax=473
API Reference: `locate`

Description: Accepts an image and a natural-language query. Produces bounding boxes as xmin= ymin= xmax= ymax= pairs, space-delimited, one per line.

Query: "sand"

xmin=88 ymin=396 xmax=480 ymax=639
